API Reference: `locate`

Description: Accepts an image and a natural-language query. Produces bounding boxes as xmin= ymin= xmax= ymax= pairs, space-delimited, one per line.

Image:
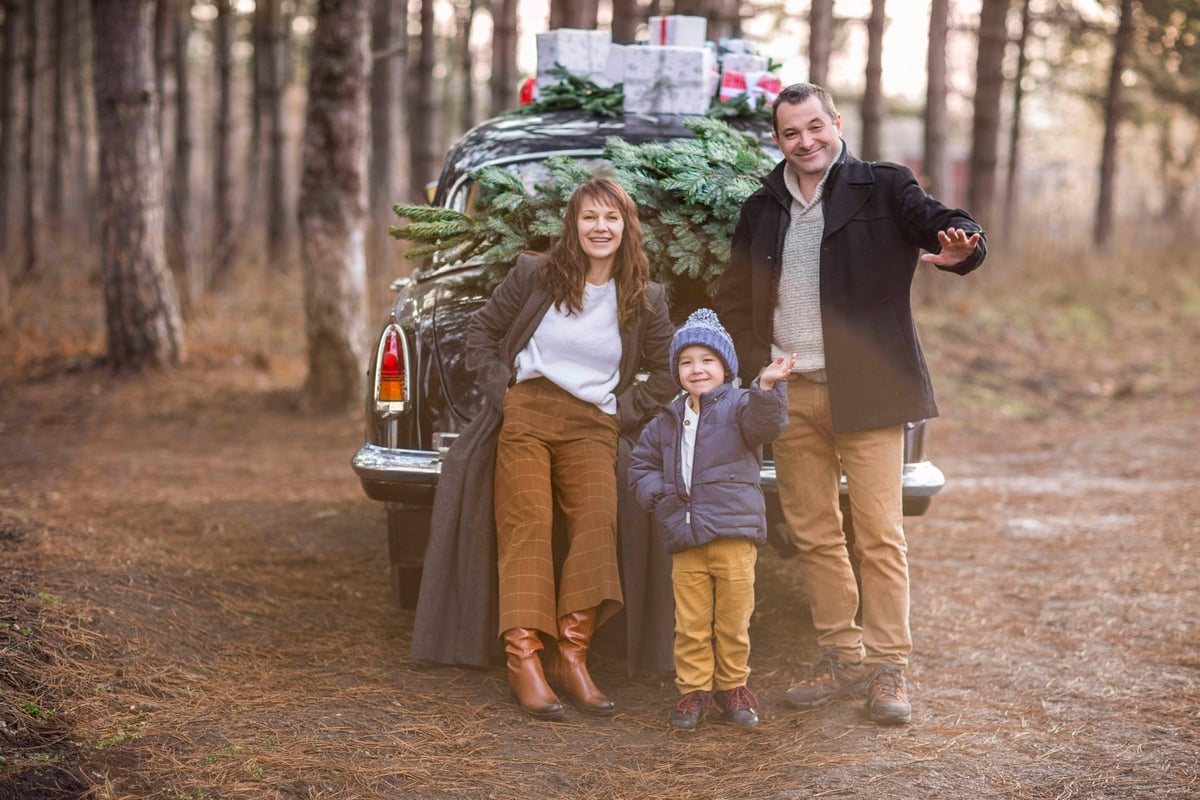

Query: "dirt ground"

xmin=1 ymin=247 xmax=1198 ymax=800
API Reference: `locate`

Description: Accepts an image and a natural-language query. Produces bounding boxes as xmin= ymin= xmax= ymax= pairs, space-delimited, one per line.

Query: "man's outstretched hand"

xmin=921 ymin=228 xmax=981 ymax=266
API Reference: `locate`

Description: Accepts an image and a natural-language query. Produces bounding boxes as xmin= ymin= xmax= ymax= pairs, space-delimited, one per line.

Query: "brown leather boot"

xmin=502 ymin=628 xmax=564 ymax=721
xmin=547 ymin=609 xmax=615 ymax=715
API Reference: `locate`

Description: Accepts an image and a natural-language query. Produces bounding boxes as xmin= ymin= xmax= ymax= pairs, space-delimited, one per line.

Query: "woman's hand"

xmin=758 ymin=354 xmax=796 ymax=391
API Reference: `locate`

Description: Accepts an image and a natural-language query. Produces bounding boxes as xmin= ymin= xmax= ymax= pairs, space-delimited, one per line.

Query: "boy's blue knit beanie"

xmin=669 ymin=308 xmax=738 ymax=387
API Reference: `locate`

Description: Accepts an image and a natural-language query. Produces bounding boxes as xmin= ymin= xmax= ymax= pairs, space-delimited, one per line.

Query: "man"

xmin=715 ymin=83 xmax=985 ymax=726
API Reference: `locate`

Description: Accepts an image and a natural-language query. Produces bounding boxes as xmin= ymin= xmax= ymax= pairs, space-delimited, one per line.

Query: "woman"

xmin=410 ymin=178 xmax=676 ymax=720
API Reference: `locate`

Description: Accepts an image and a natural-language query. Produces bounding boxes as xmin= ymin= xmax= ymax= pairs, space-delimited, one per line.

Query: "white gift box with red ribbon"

xmin=647 ymin=15 xmax=708 ymax=48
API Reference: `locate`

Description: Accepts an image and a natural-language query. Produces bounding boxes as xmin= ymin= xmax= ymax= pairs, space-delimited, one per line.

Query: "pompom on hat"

xmin=669 ymin=308 xmax=738 ymax=387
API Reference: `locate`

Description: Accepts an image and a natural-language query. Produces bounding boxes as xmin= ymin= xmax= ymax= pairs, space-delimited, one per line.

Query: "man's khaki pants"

xmin=773 ymin=377 xmax=911 ymax=666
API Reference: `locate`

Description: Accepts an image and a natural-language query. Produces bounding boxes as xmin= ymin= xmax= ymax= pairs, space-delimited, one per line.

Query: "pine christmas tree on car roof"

xmin=389 ymin=116 xmax=775 ymax=314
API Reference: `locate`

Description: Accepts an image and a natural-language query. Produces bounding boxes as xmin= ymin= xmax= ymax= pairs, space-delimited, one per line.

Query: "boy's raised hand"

xmin=759 ymin=353 xmax=796 ymax=391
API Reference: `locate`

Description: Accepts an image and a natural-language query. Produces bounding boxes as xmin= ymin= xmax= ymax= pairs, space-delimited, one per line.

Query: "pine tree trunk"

xmin=409 ymin=0 xmax=438 ymax=203
xmin=154 ymin=0 xmax=171 ymax=155
xmin=210 ymin=0 xmax=236 ymax=287
xmin=1 ymin=0 xmax=17 ymax=255
xmin=809 ymin=0 xmax=833 ymax=87
xmin=969 ymin=0 xmax=1010 ymax=233
xmin=923 ymin=0 xmax=948 ymax=198
xmin=715 ymin=0 xmax=743 ymax=40
xmin=370 ymin=0 xmax=407 ymax=276
xmin=489 ymin=0 xmax=517 ymax=118
xmin=1002 ymin=0 xmax=1030 ymax=242
xmin=22 ymin=0 xmax=38 ymax=277
xmin=298 ymin=0 xmax=370 ymax=412
xmin=262 ymin=0 xmax=290 ymax=265
xmin=458 ymin=0 xmax=477 ymax=133
xmin=918 ymin=0 xmax=950 ymax=305
xmin=1094 ymin=0 xmax=1133 ymax=247
xmin=861 ymin=0 xmax=886 ymax=162
xmin=247 ymin=0 xmax=269 ymax=244
xmin=73 ymin=0 xmax=97 ymax=237
xmin=611 ymin=0 xmax=638 ymax=43
xmin=93 ymin=0 xmax=185 ymax=370
xmin=549 ymin=0 xmax=568 ymax=28
xmin=49 ymin=0 xmax=68 ymax=223
xmin=173 ymin=0 xmax=194 ymax=305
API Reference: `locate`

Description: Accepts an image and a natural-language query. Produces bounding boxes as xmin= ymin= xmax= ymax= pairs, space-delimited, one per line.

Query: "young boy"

xmin=630 ymin=308 xmax=794 ymax=730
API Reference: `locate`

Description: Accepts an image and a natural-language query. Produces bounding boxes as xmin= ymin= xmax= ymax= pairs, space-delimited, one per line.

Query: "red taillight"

xmin=378 ymin=328 xmax=405 ymax=402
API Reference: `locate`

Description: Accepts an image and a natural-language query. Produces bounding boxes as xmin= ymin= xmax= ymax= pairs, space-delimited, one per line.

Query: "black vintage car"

xmin=351 ymin=110 xmax=945 ymax=608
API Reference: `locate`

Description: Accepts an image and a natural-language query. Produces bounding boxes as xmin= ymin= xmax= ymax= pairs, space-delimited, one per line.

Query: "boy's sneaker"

xmin=784 ymin=649 xmax=870 ymax=708
xmin=713 ymin=685 xmax=760 ymax=728
xmin=668 ymin=689 xmax=711 ymax=730
xmin=866 ymin=665 xmax=912 ymax=725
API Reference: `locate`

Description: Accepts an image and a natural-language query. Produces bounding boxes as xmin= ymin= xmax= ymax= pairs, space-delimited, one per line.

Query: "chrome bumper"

xmin=760 ymin=459 xmax=946 ymax=496
xmin=353 ymin=443 xmax=946 ymax=505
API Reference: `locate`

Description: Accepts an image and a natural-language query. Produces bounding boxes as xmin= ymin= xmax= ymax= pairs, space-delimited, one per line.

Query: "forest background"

xmin=0 ymin=1 xmax=1198 ymax=799
xmin=0 ymin=0 xmax=1197 ymax=395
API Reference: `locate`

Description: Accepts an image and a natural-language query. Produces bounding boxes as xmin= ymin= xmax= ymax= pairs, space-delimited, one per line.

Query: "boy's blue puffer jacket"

xmin=629 ymin=380 xmax=787 ymax=554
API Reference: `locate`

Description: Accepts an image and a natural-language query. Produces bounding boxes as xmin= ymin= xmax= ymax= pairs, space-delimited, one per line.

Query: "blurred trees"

xmin=860 ymin=0 xmax=886 ymax=161
xmin=1095 ymin=0 xmax=1134 ymax=246
xmin=298 ymin=0 xmax=370 ymax=411
xmin=923 ymin=0 xmax=948 ymax=198
xmin=0 ymin=0 xmax=1198 ymax=377
xmin=93 ymin=0 xmax=185 ymax=369
xmin=970 ymin=0 xmax=1009 ymax=235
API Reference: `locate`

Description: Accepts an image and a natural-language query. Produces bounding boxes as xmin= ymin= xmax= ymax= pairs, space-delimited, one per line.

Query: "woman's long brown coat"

xmin=410 ymin=254 xmax=677 ymax=673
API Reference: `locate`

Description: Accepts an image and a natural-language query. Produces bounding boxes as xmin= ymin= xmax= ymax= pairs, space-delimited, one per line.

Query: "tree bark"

xmin=370 ymin=0 xmax=407 ymax=278
xmin=298 ymin=0 xmax=371 ymax=412
xmin=1 ymin=0 xmax=18 ymax=255
xmin=92 ymin=0 xmax=185 ymax=370
xmin=408 ymin=0 xmax=439 ymax=203
xmin=261 ymin=0 xmax=290 ymax=265
xmin=611 ymin=0 xmax=639 ymax=44
xmin=1094 ymin=0 xmax=1133 ymax=247
xmin=923 ymin=0 xmax=948 ymax=198
xmin=458 ymin=0 xmax=478 ymax=133
xmin=489 ymin=0 xmax=517 ymax=118
xmin=22 ymin=0 xmax=38 ymax=277
xmin=49 ymin=0 xmax=68 ymax=222
xmin=861 ymin=0 xmax=886 ymax=161
xmin=210 ymin=0 xmax=236 ymax=287
xmin=172 ymin=0 xmax=194 ymax=306
xmin=154 ymin=0 xmax=171 ymax=155
xmin=969 ymin=0 xmax=1010 ymax=234
xmin=72 ymin=0 xmax=97 ymax=236
xmin=1002 ymin=0 xmax=1031 ymax=242
xmin=809 ymin=0 xmax=833 ymax=87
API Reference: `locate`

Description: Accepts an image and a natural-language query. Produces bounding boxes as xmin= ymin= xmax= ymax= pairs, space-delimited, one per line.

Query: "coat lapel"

xmin=823 ymin=155 xmax=873 ymax=239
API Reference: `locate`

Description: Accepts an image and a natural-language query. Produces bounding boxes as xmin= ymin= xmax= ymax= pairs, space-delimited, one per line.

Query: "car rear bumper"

xmin=353 ymin=443 xmax=946 ymax=513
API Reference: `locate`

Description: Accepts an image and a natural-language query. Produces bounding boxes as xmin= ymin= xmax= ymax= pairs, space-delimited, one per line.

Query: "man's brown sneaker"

xmin=866 ymin=664 xmax=912 ymax=725
xmin=784 ymin=649 xmax=870 ymax=709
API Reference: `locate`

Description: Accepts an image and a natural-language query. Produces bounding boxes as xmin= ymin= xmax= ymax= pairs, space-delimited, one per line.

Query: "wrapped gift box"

xmin=623 ymin=45 xmax=714 ymax=115
xmin=647 ymin=15 xmax=708 ymax=48
xmin=721 ymin=53 xmax=770 ymax=75
xmin=595 ymin=44 xmax=627 ymax=89
xmin=720 ymin=69 xmax=784 ymax=104
xmin=718 ymin=37 xmax=757 ymax=56
xmin=536 ymin=29 xmax=612 ymax=90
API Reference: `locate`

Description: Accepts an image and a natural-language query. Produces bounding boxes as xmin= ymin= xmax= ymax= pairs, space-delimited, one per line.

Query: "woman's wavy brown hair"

xmin=541 ymin=178 xmax=651 ymax=327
